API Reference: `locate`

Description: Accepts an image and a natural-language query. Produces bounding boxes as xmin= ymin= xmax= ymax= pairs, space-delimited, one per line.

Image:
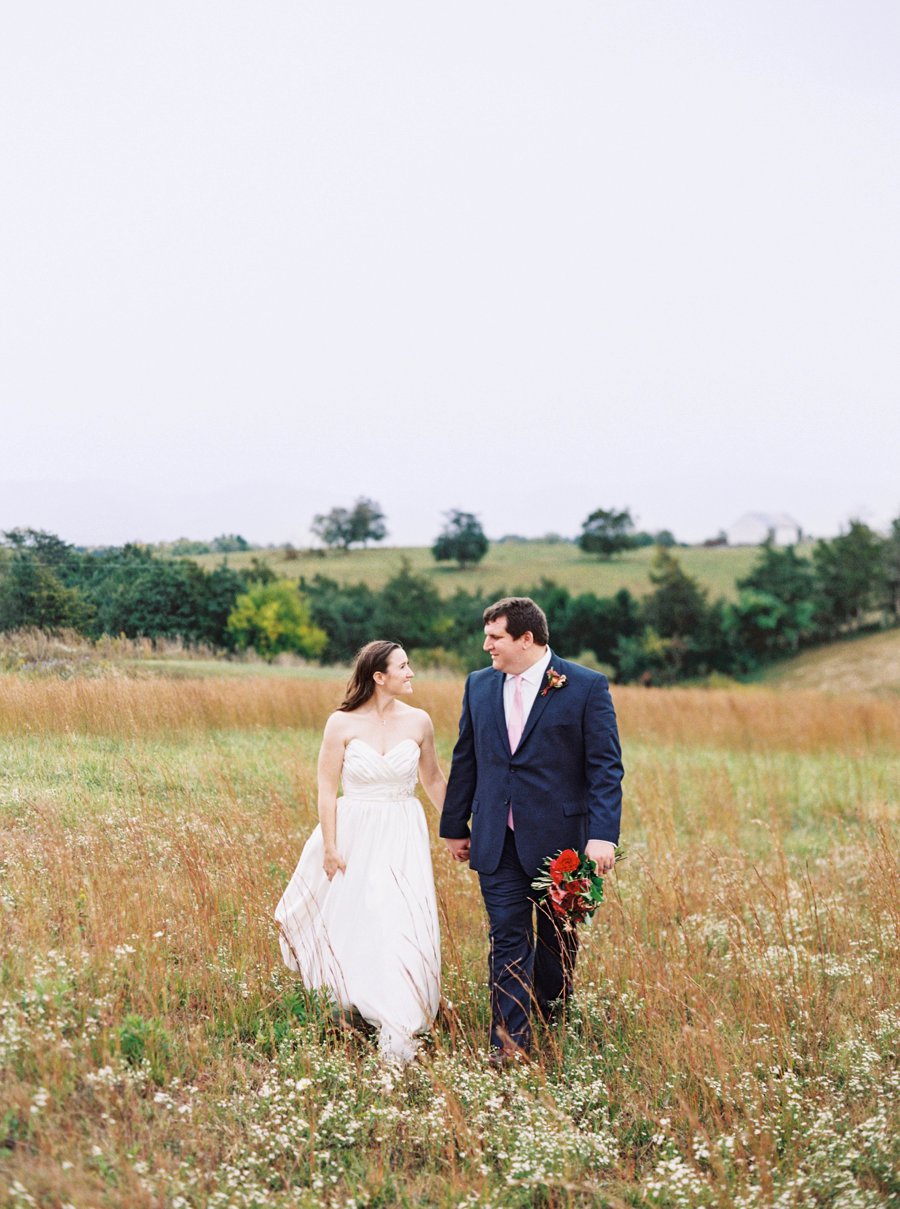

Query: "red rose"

xmin=554 ymin=850 xmax=580 ymax=875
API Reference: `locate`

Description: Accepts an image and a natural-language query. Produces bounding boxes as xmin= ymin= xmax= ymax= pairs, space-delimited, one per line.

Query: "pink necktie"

xmin=507 ymin=675 xmax=525 ymax=829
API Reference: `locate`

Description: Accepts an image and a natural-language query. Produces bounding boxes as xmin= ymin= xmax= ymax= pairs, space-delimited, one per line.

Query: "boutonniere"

xmin=541 ymin=667 xmax=567 ymax=696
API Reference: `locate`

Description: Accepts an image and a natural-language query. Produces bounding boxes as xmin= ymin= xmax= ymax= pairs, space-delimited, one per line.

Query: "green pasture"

xmin=189 ymin=540 xmax=773 ymax=601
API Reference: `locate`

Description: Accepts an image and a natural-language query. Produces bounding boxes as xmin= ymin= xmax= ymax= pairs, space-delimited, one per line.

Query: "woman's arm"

xmin=417 ymin=717 xmax=446 ymax=814
xmin=317 ymin=715 xmax=347 ymax=880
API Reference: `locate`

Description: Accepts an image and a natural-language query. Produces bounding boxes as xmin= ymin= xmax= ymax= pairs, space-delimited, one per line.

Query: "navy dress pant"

xmin=478 ymin=827 xmax=579 ymax=1053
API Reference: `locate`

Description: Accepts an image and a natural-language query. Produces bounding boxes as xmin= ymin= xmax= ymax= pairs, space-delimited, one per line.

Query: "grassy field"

xmin=188 ymin=542 xmax=772 ymax=602
xmin=1 ymin=672 xmax=898 ymax=1207
xmin=757 ymin=628 xmax=900 ymax=697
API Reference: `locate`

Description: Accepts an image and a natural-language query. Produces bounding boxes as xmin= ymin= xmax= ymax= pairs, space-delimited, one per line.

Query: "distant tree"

xmin=375 ymin=560 xmax=444 ymax=648
xmin=653 ymin=529 xmax=678 ymax=548
xmin=227 ymin=581 xmax=327 ymax=661
xmin=577 ymin=508 xmax=635 ymax=559
xmin=211 ymin=534 xmax=250 ymax=553
xmin=348 ymin=497 xmax=388 ymax=548
xmin=245 ymin=557 xmax=278 ymax=585
xmin=86 ymin=555 xmax=210 ymax=641
xmin=2 ymin=528 xmax=84 ymax=578
xmin=312 ymin=499 xmax=388 ymax=551
xmin=311 ymin=506 xmax=353 ymax=551
xmin=882 ymin=516 xmax=900 ymax=621
xmin=636 ymin=548 xmax=731 ymax=679
xmin=560 ymin=589 xmax=642 ymax=666
xmin=643 ymin=548 xmax=710 ymax=638
xmin=432 ymin=510 xmax=489 ymax=569
xmin=0 ymin=557 xmax=91 ymax=632
xmin=196 ymin=565 xmax=251 ymax=649
xmin=0 ymin=529 xmax=91 ymax=632
xmin=302 ymin=575 xmax=380 ymax=664
xmin=812 ymin=520 xmax=886 ymax=634
xmin=727 ymin=538 xmax=817 ymax=662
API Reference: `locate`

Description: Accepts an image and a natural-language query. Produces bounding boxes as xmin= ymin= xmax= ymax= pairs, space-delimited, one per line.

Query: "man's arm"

xmin=439 ymin=676 xmax=477 ymax=846
xmin=583 ymin=675 xmax=623 ymax=871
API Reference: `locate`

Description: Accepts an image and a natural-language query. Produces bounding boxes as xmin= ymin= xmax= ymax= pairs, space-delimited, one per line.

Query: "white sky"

xmin=1 ymin=2 xmax=898 ymax=547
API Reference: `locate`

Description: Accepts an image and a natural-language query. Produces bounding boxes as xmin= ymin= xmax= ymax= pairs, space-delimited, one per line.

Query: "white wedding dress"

xmin=275 ymin=738 xmax=441 ymax=1063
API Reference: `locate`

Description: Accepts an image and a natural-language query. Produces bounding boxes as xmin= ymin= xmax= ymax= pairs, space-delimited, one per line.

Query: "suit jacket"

xmin=440 ymin=652 xmax=623 ymax=877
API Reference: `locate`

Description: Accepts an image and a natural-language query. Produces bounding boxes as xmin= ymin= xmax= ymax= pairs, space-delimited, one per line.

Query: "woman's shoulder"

xmin=323 ymin=709 xmax=356 ymax=737
xmin=396 ymin=701 xmax=433 ymax=727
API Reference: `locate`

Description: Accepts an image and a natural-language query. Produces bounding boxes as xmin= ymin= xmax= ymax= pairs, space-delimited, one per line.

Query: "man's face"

xmin=483 ymin=616 xmax=531 ymax=674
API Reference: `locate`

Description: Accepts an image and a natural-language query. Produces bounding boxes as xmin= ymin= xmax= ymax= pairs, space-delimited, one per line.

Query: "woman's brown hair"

xmin=339 ymin=640 xmax=403 ymax=712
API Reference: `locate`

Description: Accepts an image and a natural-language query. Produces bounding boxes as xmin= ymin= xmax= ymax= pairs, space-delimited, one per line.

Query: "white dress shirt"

xmin=503 ymin=647 xmax=553 ymax=738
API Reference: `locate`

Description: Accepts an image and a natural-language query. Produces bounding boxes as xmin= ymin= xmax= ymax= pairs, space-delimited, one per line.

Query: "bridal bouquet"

xmin=532 ymin=847 xmax=624 ymax=930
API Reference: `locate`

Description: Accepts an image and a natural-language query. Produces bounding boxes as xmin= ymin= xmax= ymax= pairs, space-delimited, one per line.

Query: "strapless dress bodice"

xmin=340 ymin=738 xmax=420 ymax=802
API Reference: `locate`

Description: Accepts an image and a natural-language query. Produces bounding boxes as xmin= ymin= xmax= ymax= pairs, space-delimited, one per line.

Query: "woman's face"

xmin=376 ymin=647 xmax=414 ymax=696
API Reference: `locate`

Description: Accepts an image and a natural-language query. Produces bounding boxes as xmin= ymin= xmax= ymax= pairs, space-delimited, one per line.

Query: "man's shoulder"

xmin=467 ymin=666 xmax=500 ymax=691
xmin=551 ymin=655 xmax=609 ymax=691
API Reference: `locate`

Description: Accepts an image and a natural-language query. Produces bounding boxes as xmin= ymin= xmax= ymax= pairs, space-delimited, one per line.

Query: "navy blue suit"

xmin=440 ymin=652 xmax=623 ymax=1052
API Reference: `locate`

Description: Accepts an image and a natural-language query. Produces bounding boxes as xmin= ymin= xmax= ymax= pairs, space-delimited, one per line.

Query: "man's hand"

xmin=586 ymin=839 xmax=617 ymax=875
xmin=444 ymin=837 xmax=471 ymax=863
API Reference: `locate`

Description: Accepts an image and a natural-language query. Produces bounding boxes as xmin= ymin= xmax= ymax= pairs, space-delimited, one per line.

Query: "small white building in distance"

xmin=727 ymin=512 xmax=803 ymax=546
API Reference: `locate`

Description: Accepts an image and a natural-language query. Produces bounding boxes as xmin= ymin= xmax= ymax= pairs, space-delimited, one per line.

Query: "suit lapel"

xmin=490 ymin=668 xmax=509 ymax=750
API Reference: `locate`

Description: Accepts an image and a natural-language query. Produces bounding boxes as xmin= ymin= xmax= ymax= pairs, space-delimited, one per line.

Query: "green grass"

xmin=188 ymin=541 xmax=775 ymax=601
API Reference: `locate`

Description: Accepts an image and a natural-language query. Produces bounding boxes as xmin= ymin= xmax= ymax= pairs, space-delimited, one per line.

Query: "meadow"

xmin=189 ymin=542 xmax=769 ymax=602
xmin=1 ymin=670 xmax=898 ymax=1207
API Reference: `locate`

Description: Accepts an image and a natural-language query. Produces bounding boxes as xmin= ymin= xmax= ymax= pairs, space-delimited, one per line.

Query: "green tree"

xmin=559 ymin=589 xmax=642 ymax=666
xmin=638 ymin=548 xmax=731 ymax=679
xmin=432 ymin=510 xmax=489 ymax=569
xmin=375 ymin=560 xmax=444 ymax=649
xmin=726 ymin=591 xmax=815 ymax=670
xmin=812 ymin=520 xmax=886 ymax=634
xmin=577 ymin=507 xmax=635 ymax=558
xmin=311 ymin=507 xmax=353 ymax=552
xmin=302 ymin=575 xmax=380 ymax=663
xmin=0 ymin=530 xmax=92 ymax=632
xmin=227 ymin=581 xmax=327 ymax=661
xmin=348 ymin=497 xmax=388 ymax=548
xmin=880 ymin=516 xmax=900 ymax=621
xmin=643 ymin=547 xmax=709 ymax=638
xmin=86 ymin=554 xmax=212 ymax=641
xmin=311 ymin=498 xmax=388 ymax=552
xmin=728 ymin=539 xmax=817 ymax=663
xmin=0 ymin=556 xmax=91 ymax=632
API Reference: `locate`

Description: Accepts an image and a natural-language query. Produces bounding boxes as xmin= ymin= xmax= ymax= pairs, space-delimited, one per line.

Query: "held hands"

xmin=585 ymin=839 xmax=617 ymax=875
xmin=323 ymin=848 xmax=347 ymax=880
xmin=444 ymin=837 xmax=471 ymax=864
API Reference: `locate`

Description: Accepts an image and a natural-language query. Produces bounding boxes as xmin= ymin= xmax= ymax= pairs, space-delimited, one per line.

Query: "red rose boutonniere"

xmin=540 ymin=667 xmax=567 ymax=697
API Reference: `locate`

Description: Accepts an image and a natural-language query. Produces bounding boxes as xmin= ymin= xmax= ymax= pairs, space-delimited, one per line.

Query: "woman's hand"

xmin=323 ymin=848 xmax=347 ymax=881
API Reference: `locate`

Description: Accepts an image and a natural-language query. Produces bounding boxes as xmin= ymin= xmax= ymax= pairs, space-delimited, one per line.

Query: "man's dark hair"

xmin=482 ymin=596 xmax=549 ymax=645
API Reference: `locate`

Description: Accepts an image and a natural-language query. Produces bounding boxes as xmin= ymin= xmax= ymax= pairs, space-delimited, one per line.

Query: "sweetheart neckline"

xmin=346 ymin=737 xmax=421 ymax=759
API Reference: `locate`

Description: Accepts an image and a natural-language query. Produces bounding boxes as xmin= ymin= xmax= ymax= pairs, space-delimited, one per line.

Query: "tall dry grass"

xmin=2 ymin=673 xmax=898 ymax=753
xmin=0 ymin=673 xmax=897 ymax=1206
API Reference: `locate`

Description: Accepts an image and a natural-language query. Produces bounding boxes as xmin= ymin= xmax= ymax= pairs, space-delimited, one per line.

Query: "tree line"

xmin=1 ymin=517 xmax=898 ymax=682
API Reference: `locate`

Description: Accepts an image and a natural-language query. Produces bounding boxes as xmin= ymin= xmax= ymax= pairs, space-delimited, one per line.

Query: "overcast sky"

xmin=1 ymin=2 xmax=897 ymax=547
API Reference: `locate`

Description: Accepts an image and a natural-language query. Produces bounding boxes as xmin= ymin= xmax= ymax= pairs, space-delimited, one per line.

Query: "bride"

xmin=275 ymin=641 xmax=446 ymax=1063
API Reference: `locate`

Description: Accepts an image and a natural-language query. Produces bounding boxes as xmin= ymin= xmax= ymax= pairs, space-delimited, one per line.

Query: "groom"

xmin=440 ymin=596 xmax=623 ymax=1059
